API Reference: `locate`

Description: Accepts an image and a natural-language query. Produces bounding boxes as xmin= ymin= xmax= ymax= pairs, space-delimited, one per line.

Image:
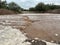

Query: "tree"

xmin=35 ymin=2 xmax=46 ymax=12
xmin=0 ymin=0 xmax=7 ymax=8
xmin=29 ymin=2 xmax=60 ymax=13
xmin=29 ymin=7 xmax=35 ymax=11
xmin=49 ymin=4 xmax=56 ymax=10
xmin=7 ymin=2 xmax=22 ymax=13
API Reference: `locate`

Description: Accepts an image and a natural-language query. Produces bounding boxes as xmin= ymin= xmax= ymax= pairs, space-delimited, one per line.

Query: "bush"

xmin=29 ymin=7 xmax=35 ymax=11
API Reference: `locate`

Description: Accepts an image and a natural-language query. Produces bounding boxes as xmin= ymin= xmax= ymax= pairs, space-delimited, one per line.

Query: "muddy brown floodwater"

xmin=0 ymin=14 xmax=60 ymax=43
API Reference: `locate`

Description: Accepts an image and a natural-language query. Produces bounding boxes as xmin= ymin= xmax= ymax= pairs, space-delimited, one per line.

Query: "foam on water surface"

xmin=0 ymin=26 xmax=59 ymax=45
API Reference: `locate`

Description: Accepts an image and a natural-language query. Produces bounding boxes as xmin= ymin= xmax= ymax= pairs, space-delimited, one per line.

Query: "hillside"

xmin=0 ymin=9 xmax=19 ymax=15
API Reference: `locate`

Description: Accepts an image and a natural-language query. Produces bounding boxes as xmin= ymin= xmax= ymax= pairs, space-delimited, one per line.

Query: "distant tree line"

xmin=0 ymin=0 xmax=60 ymax=13
xmin=0 ymin=0 xmax=23 ymax=13
xmin=29 ymin=2 xmax=60 ymax=12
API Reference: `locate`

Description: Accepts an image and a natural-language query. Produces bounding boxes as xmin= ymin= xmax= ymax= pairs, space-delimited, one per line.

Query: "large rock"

xmin=25 ymin=39 xmax=46 ymax=45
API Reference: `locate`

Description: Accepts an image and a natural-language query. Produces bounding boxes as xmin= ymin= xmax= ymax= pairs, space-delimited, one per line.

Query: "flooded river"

xmin=0 ymin=14 xmax=60 ymax=42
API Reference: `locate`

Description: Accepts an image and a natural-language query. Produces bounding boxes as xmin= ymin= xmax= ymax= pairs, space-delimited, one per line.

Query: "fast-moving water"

xmin=0 ymin=14 xmax=60 ymax=45
xmin=0 ymin=14 xmax=60 ymax=26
